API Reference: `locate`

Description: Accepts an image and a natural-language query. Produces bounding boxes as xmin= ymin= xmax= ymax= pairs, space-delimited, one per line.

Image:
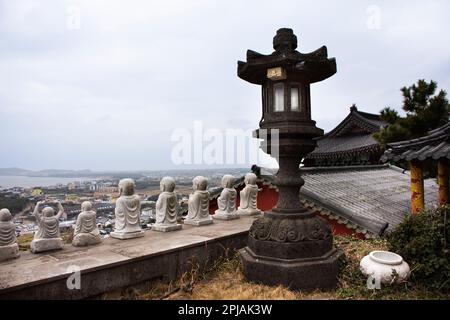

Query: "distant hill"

xmin=0 ymin=167 xmax=250 ymax=178
xmin=0 ymin=168 xmax=94 ymax=178
xmin=0 ymin=168 xmax=32 ymax=176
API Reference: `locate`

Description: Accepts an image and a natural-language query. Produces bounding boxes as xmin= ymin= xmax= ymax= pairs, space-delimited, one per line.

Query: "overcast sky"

xmin=0 ymin=0 xmax=449 ymax=171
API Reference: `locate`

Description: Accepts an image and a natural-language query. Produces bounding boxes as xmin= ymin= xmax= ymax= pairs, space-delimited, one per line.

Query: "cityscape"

xmin=0 ymin=167 xmax=248 ymax=238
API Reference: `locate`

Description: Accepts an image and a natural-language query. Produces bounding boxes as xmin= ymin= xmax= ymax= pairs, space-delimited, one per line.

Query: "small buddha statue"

xmin=30 ymin=200 xmax=65 ymax=253
xmin=184 ymin=176 xmax=213 ymax=226
xmin=110 ymin=178 xmax=144 ymax=239
xmin=213 ymin=174 xmax=239 ymax=220
xmin=72 ymin=201 xmax=102 ymax=247
xmin=153 ymin=177 xmax=182 ymax=232
xmin=0 ymin=208 xmax=20 ymax=262
xmin=237 ymin=173 xmax=261 ymax=216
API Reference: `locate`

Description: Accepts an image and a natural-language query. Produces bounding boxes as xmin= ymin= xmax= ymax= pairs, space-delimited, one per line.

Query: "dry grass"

xmin=127 ymin=236 xmax=449 ymax=300
xmin=17 ymin=233 xmax=34 ymax=251
xmin=17 ymin=230 xmax=74 ymax=251
xmin=162 ymin=256 xmax=335 ymax=300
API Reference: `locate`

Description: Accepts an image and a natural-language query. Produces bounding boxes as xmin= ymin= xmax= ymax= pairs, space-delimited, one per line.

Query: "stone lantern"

xmin=237 ymin=28 xmax=340 ymax=290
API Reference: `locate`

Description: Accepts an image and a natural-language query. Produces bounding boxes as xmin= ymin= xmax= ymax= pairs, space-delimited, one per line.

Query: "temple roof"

xmin=305 ymin=105 xmax=386 ymax=161
xmin=381 ymin=122 xmax=450 ymax=162
xmin=237 ymin=28 xmax=336 ymax=84
xmin=253 ymin=164 xmax=439 ymax=237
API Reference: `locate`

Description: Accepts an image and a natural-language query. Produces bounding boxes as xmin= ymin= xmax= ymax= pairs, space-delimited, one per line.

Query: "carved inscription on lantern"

xmin=267 ymin=67 xmax=286 ymax=80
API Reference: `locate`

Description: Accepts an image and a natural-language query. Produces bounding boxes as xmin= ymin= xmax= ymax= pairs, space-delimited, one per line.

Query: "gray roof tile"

xmin=382 ymin=122 xmax=450 ymax=162
xmin=255 ymin=164 xmax=439 ymax=236
xmin=300 ymin=165 xmax=439 ymax=234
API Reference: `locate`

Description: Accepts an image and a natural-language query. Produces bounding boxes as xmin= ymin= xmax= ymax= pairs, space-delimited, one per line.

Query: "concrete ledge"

xmin=151 ymin=224 xmax=182 ymax=232
xmin=0 ymin=216 xmax=257 ymax=300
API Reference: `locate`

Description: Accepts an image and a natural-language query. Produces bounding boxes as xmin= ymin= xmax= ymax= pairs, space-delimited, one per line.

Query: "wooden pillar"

xmin=438 ymin=159 xmax=449 ymax=206
xmin=410 ymin=160 xmax=424 ymax=214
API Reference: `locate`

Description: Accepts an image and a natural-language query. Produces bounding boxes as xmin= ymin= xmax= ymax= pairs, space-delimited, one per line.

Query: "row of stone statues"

xmin=0 ymin=173 xmax=261 ymax=262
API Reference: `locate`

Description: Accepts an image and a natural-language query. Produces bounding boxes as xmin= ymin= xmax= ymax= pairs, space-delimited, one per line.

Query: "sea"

xmin=0 ymin=175 xmax=95 ymax=188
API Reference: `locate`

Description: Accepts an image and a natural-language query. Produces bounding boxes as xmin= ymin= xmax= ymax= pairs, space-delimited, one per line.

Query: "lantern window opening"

xmin=273 ymin=82 xmax=285 ymax=112
xmin=290 ymin=84 xmax=301 ymax=112
xmin=264 ymin=85 xmax=270 ymax=115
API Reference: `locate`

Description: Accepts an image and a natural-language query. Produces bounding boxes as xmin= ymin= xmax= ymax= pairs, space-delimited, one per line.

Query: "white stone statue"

xmin=0 ymin=208 xmax=20 ymax=262
xmin=213 ymin=175 xmax=239 ymax=220
xmin=72 ymin=201 xmax=102 ymax=247
xmin=184 ymin=176 xmax=213 ymax=226
xmin=30 ymin=201 xmax=64 ymax=253
xmin=237 ymin=173 xmax=261 ymax=216
xmin=110 ymin=178 xmax=144 ymax=239
xmin=153 ymin=177 xmax=182 ymax=232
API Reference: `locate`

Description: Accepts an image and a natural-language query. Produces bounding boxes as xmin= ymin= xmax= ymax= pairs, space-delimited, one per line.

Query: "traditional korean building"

xmin=187 ymin=109 xmax=442 ymax=239
xmin=381 ymin=122 xmax=450 ymax=213
xmin=304 ymin=105 xmax=386 ymax=167
xmin=248 ymin=164 xmax=438 ymax=239
xmin=180 ymin=108 xmax=444 ymax=240
xmin=180 ymin=162 xmax=437 ymax=239
xmin=224 ymin=107 xmax=442 ymax=239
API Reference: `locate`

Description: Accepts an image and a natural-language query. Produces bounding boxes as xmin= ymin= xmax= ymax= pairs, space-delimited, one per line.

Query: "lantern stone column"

xmin=438 ymin=159 xmax=449 ymax=206
xmin=410 ymin=160 xmax=425 ymax=214
xmin=237 ymin=28 xmax=340 ymax=290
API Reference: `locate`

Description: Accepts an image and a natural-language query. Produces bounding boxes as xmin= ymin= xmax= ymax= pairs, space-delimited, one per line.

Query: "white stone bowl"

xmin=360 ymin=251 xmax=410 ymax=285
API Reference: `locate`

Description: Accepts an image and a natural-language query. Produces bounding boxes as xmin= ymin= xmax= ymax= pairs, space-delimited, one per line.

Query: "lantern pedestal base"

xmin=239 ymin=213 xmax=341 ymax=291
xmin=239 ymin=245 xmax=340 ymax=291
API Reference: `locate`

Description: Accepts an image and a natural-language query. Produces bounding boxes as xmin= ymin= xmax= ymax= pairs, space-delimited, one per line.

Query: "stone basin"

xmin=360 ymin=250 xmax=411 ymax=285
xmin=369 ymin=251 xmax=403 ymax=265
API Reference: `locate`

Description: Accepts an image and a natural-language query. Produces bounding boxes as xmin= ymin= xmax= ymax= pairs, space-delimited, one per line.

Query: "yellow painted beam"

xmin=410 ymin=161 xmax=424 ymax=214
xmin=438 ymin=159 xmax=449 ymax=206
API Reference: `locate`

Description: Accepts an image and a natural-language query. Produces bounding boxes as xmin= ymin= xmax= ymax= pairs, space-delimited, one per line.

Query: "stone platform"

xmin=0 ymin=216 xmax=257 ymax=300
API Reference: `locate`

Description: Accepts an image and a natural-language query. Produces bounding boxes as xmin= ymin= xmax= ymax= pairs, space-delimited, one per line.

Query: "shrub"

xmin=387 ymin=206 xmax=449 ymax=291
xmin=0 ymin=195 xmax=29 ymax=214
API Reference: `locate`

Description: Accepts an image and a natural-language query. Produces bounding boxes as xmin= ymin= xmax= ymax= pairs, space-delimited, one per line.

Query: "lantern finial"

xmin=273 ymin=28 xmax=297 ymax=52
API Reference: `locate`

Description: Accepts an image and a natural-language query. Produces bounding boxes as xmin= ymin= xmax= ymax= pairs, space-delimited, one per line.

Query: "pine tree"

xmin=374 ymin=79 xmax=449 ymax=147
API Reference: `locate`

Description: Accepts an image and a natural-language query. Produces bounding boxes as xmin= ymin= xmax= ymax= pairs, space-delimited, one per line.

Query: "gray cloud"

xmin=0 ymin=0 xmax=449 ymax=170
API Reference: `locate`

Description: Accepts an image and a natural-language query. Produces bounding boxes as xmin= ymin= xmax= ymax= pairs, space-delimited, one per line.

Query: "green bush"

xmin=388 ymin=206 xmax=449 ymax=291
xmin=0 ymin=195 xmax=29 ymax=213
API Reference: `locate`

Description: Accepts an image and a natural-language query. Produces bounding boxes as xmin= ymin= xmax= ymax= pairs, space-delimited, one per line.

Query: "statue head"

xmin=81 ymin=201 xmax=93 ymax=212
xmin=192 ymin=176 xmax=208 ymax=191
xmin=0 ymin=208 xmax=12 ymax=222
xmin=42 ymin=206 xmax=55 ymax=217
xmin=118 ymin=178 xmax=135 ymax=196
xmin=244 ymin=172 xmax=257 ymax=185
xmin=160 ymin=176 xmax=176 ymax=192
xmin=221 ymin=174 xmax=235 ymax=189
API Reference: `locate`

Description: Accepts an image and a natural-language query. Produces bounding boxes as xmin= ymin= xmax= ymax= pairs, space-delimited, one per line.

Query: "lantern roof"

xmin=237 ymin=28 xmax=337 ymax=85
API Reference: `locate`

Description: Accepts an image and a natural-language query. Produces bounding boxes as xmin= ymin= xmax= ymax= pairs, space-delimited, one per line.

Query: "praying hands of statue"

xmin=54 ymin=201 xmax=65 ymax=220
xmin=33 ymin=200 xmax=65 ymax=220
xmin=33 ymin=201 xmax=44 ymax=220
